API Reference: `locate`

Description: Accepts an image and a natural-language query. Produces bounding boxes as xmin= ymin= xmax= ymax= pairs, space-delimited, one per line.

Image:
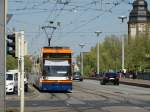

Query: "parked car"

xmin=6 ymin=71 xmax=18 ymax=93
xmin=6 ymin=70 xmax=29 ymax=93
xmin=73 ymin=72 xmax=83 ymax=81
xmin=100 ymin=72 xmax=119 ymax=85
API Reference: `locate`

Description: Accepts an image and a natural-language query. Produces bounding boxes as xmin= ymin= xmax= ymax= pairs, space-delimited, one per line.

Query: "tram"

xmin=34 ymin=46 xmax=72 ymax=91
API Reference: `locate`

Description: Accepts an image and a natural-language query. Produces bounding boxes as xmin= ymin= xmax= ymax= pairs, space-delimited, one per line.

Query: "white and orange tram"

xmin=34 ymin=46 xmax=73 ymax=91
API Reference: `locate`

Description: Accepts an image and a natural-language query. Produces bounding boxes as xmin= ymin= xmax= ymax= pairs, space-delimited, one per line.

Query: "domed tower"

xmin=128 ymin=0 xmax=150 ymax=39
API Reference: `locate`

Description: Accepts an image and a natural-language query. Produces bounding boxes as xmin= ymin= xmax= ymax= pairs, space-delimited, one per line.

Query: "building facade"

xmin=128 ymin=0 xmax=150 ymax=39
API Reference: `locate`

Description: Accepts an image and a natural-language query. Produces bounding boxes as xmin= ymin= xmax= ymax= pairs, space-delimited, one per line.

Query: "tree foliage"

xmin=24 ymin=56 xmax=33 ymax=73
xmin=126 ymin=35 xmax=150 ymax=71
xmin=78 ymin=34 xmax=150 ymax=76
xmin=6 ymin=55 xmax=33 ymax=73
xmin=6 ymin=55 xmax=17 ymax=70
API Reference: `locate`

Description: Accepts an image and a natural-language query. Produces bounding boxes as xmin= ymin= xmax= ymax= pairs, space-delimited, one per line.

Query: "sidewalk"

xmin=6 ymin=84 xmax=38 ymax=100
xmin=120 ymin=78 xmax=150 ymax=88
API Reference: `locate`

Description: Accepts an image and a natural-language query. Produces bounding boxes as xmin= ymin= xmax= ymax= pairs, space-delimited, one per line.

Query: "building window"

xmin=131 ymin=27 xmax=136 ymax=37
xmin=138 ymin=23 xmax=145 ymax=32
xmin=137 ymin=17 xmax=147 ymax=21
xmin=130 ymin=24 xmax=136 ymax=28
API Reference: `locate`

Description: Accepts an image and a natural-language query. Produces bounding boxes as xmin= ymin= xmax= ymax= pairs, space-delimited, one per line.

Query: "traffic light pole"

xmin=0 ymin=0 xmax=7 ymax=111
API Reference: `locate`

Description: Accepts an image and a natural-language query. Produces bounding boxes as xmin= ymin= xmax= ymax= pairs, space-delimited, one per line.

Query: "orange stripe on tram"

xmin=40 ymin=80 xmax=72 ymax=84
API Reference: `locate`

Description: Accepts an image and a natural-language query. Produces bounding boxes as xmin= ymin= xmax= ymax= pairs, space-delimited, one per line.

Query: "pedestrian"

xmin=132 ymin=72 xmax=136 ymax=79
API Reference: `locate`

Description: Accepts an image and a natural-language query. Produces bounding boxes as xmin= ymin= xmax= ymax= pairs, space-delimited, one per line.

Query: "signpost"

xmin=0 ymin=0 xmax=6 ymax=111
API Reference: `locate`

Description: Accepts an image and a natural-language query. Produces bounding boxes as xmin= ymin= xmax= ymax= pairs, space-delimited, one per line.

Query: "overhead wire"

xmin=8 ymin=0 xmax=136 ymax=53
xmin=64 ymin=4 xmax=117 ymax=35
xmin=64 ymin=0 xmax=105 ymax=27
xmin=10 ymin=0 xmax=130 ymax=34
xmin=41 ymin=0 xmax=72 ymax=46
xmin=63 ymin=0 xmax=129 ymax=36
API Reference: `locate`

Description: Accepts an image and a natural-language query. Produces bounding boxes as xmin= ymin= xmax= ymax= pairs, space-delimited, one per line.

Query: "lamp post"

xmin=95 ymin=31 xmax=102 ymax=75
xmin=79 ymin=44 xmax=85 ymax=76
xmin=118 ymin=16 xmax=127 ymax=71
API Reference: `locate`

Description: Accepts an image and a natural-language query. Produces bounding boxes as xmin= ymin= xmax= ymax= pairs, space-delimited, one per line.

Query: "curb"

xmin=85 ymin=77 xmax=150 ymax=88
xmin=24 ymin=84 xmax=39 ymax=100
xmin=120 ymin=79 xmax=150 ymax=88
xmin=6 ymin=84 xmax=39 ymax=100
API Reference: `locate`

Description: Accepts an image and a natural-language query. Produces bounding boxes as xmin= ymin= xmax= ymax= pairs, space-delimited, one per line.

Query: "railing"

xmin=124 ymin=72 xmax=150 ymax=80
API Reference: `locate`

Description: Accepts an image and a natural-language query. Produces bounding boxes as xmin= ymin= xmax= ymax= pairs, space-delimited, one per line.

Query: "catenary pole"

xmin=118 ymin=16 xmax=127 ymax=71
xmin=79 ymin=44 xmax=85 ymax=76
xmin=95 ymin=31 xmax=102 ymax=75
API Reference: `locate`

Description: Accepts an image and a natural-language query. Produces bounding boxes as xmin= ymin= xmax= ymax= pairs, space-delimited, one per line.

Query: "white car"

xmin=6 ymin=71 xmax=18 ymax=93
xmin=6 ymin=70 xmax=29 ymax=93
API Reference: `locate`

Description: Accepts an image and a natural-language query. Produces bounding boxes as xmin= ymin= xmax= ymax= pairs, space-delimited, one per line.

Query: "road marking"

xmin=66 ymin=98 xmax=85 ymax=105
xmin=32 ymin=103 xmax=38 ymax=106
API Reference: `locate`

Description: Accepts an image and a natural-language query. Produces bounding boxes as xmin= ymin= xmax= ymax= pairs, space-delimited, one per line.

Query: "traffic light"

xmin=7 ymin=33 xmax=16 ymax=57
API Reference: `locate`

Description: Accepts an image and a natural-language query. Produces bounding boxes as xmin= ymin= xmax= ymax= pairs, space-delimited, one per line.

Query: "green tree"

xmin=78 ymin=34 xmax=150 ymax=77
xmin=99 ymin=35 xmax=122 ymax=72
xmin=126 ymin=35 xmax=150 ymax=72
xmin=7 ymin=55 xmax=33 ymax=75
xmin=24 ymin=56 xmax=33 ymax=73
xmin=6 ymin=55 xmax=17 ymax=70
xmin=82 ymin=35 xmax=122 ymax=76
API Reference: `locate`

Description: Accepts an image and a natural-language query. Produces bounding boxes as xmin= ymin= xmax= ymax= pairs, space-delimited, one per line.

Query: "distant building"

xmin=128 ymin=0 xmax=150 ymax=39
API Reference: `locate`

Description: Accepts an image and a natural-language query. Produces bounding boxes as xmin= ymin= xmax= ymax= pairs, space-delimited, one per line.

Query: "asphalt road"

xmin=6 ymin=79 xmax=150 ymax=112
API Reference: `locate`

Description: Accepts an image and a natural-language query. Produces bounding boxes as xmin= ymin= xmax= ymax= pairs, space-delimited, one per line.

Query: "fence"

xmin=125 ymin=72 xmax=150 ymax=80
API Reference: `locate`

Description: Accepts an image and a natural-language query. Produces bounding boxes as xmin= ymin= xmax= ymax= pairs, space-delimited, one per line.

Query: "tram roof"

xmin=41 ymin=46 xmax=72 ymax=53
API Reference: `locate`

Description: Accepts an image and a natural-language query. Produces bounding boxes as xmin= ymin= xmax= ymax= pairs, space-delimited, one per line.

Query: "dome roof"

xmin=129 ymin=0 xmax=150 ymax=23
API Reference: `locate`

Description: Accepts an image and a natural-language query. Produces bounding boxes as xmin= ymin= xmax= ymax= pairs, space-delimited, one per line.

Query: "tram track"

xmin=73 ymin=82 xmax=150 ymax=108
xmin=31 ymin=81 xmax=150 ymax=112
xmin=48 ymin=91 xmax=84 ymax=112
xmin=46 ymin=88 xmax=113 ymax=112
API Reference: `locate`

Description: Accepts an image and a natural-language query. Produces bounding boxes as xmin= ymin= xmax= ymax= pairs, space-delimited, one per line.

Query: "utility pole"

xmin=18 ymin=34 xmax=21 ymax=96
xmin=20 ymin=31 xmax=25 ymax=112
xmin=79 ymin=44 xmax=85 ymax=76
xmin=95 ymin=31 xmax=102 ymax=75
xmin=0 ymin=0 xmax=7 ymax=111
xmin=118 ymin=16 xmax=127 ymax=71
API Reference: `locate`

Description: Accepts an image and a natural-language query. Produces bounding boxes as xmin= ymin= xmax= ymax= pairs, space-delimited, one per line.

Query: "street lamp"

xmin=79 ymin=44 xmax=85 ymax=76
xmin=118 ymin=16 xmax=127 ymax=72
xmin=95 ymin=31 xmax=102 ymax=75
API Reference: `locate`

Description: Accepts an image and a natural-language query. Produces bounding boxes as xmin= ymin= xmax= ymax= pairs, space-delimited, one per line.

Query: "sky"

xmin=7 ymin=0 xmax=150 ymax=57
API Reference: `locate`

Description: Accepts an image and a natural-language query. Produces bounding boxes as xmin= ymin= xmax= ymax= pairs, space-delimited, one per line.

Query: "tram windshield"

xmin=44 ymin=66 xmax=69 ymax=76
xmin=43 ymin=60 xmax=70 ymax=76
